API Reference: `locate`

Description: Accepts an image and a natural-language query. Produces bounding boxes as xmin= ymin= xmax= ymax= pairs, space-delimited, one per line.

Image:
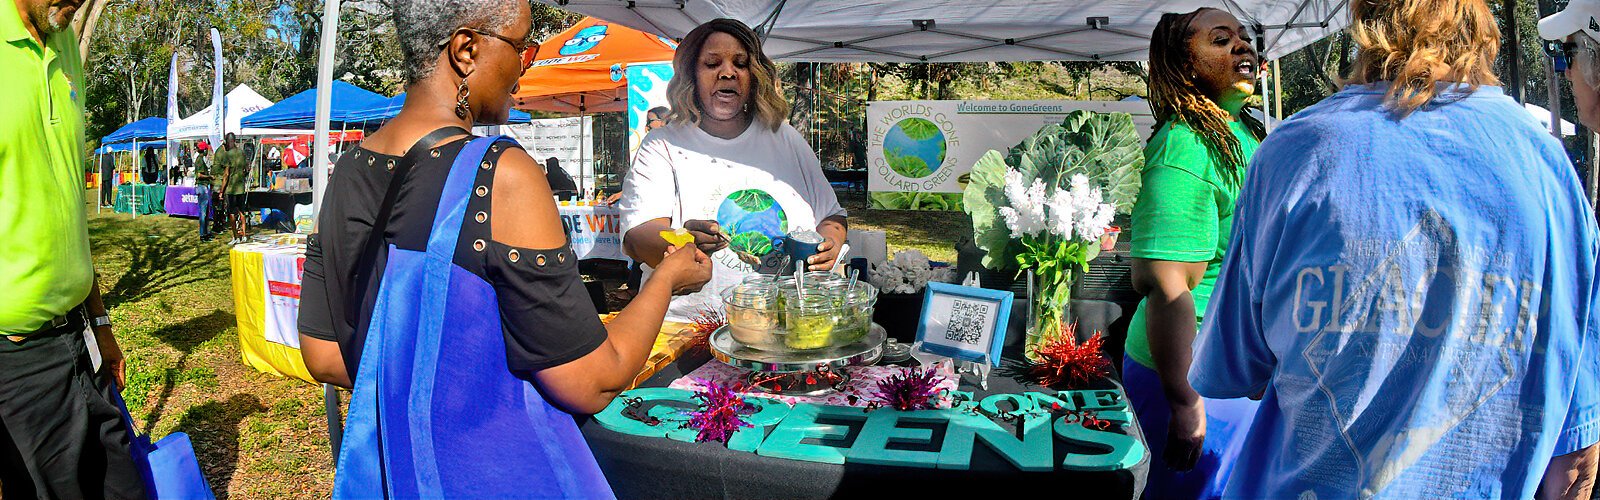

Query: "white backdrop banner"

xmin=505 ymin=117 xmax=595 ymax=193
xmin=558 ymin=204 xmax=628 ymax=261
xmin=865 ymin=99 xmax=1154 ymax=211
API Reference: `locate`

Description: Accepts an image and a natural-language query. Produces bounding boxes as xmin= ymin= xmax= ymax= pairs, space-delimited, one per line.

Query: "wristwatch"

xmin=92 ymin=315 xmax=111 ymax=328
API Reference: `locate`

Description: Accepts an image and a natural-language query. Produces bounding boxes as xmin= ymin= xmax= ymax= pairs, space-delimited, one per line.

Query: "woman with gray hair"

xmin=296 ymin=1 xmax=712 ymax=496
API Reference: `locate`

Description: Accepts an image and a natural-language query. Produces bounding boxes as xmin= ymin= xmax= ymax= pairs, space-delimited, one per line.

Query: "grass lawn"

xmin=86 ymin=188 xmax=970 ymax=498
xmin=839 ymin=189 xmax=969 ymax=263
xmin=88 ymin=205 xmax=334 ymax=499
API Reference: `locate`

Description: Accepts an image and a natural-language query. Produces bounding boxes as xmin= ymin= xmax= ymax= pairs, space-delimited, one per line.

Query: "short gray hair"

xmin=390 ymin=0 xmax=524 ymax=84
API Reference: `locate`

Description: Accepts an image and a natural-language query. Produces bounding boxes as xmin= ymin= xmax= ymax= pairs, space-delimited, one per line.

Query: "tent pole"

xmin=131 ymin=139 xmax=139 ymax=220
xmin=585 ymin=93 xmax=592 ymax=197
xmin=1273 ymin=59 xmax=1283 ymax=120
xmin=310 ymin=0 xmax=342 ymax=229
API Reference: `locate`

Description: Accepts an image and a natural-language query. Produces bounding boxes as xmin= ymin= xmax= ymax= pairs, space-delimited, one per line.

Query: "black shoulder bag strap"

xmin=346 ymin=125 xmax=471 ymax=325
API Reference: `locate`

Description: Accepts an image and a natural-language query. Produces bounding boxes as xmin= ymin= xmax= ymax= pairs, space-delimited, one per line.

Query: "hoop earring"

xmin=455 ymin=78 xmax=472 ymax=119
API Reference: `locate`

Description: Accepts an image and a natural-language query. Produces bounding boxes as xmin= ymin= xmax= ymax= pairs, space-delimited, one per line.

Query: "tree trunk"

xmin=74 ymin=0 xmax=108 ymax=62
xmin=867 ymin=65 xmax=877 ymax=102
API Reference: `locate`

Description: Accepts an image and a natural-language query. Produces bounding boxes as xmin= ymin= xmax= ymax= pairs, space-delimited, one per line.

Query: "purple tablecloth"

xmin=165 ymin=185 xmax=200 ymax=217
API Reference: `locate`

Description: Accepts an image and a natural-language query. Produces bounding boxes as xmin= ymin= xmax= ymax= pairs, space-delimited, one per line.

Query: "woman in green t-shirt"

xmin=1123 ymin=7 xmax=1265 ymax=498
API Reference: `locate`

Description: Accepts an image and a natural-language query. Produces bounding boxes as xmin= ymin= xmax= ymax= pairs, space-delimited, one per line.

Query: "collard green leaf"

xmin=963 ymin=110 xmax=1146 ymax=270
xmin=962 ymin=150 xmax=1014 ymax=268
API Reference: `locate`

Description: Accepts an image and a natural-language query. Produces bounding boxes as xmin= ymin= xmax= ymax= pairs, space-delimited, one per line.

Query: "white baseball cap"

xmin=1540 ymin=0 xmax=1600 ymax=41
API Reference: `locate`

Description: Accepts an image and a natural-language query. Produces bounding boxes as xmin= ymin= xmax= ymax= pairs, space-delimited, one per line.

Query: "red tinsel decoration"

xmin=684 ymin=308 xmax=727 ymax=352
xmin=1027 ymin=322 xmax=1111 ymax=389
xmin=873 ymin=367 xmax=946 ymax=411
xmin=684 ymin=379 xmax=753 ymax=444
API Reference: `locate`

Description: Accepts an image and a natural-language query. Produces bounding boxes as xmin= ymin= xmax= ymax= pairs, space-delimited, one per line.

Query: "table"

xmin=579 ymin=338 xmax=1149 ymax=499
xmin=558 ymin=203 xmax=628 ymax=261
xmin=164 ymin=185 xmax=201 ymax=217
xmin=230 ymin=242 xmax=690 ymax=386
xmin=230 ymin=237 xmax=317 ymax=384
xmin=246 ymin=189 xmax=312 ymax=219
xmin=113 ymin=183 xmax=166 ymax=215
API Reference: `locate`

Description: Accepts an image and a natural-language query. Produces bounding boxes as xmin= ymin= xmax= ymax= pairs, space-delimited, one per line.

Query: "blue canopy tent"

xmin=344 ymin=92 xmax=533 ymax=125
xmin=99 ymin=116 xmax=167 ymax=145
xmin=95 ymin=117 xmax=168 ymax=217
xmin=94 ymin=141 xmax=166 ymax=154
xmin=239 ymin=81 xmax=390 ymax=130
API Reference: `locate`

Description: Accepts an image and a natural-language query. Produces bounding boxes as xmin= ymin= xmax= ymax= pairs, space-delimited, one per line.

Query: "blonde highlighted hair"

xmin=1345 ymin=0 xmax=1500 ymax=116
xmin=667 ymin=18 xmax=790 ymax=131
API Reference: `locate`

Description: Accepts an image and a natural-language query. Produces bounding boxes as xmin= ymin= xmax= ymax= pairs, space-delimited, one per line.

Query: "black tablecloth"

xmin=246 ymin=190 xmax=311 ymax=217
xmin=578 ymin=328 xmax=1150 ymax=499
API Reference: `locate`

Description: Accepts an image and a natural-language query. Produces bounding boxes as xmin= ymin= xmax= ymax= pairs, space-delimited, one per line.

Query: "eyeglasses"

xmin=1547 ymin=34 xmax=1600 ymax=72
xmin=438 ymin=28 xmax=541 ymax=71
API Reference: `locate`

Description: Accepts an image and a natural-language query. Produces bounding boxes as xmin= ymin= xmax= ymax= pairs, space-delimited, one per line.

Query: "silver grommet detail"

xmin=475 ymin=186 xmax=488 ymax=197
xmin=367 ymin=157 xmax=375 ymax=166
xmin=535 ymin=254 xmax=547 ymax=266
xmin=473 ymin=239 xmax=485 ymax=252
xmin=491 ymin=145 xmax=500 ymax=153
xmin=480 ymin=161 xmax=491 ymax=170
xmin=508 ymin=249 xmax=521 ymax=263
xmin=386 ymin=160 xmax=396 ymax=172
xmin=557 ymin=252 xmax=567 ymax=264
xmin=475 ymin=211 xmax=487 ymax=223
xmin=430 ymin=149 xmax=440 ymax=158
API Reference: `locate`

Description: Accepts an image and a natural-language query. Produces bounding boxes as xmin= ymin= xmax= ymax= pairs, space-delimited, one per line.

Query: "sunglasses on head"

xmin=439 ymin=28 xmax=541 ymax=71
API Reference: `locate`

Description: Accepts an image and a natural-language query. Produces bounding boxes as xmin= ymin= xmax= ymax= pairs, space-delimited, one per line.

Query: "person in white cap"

xmin=1543 ymin=0 xmax=1600 ymax=130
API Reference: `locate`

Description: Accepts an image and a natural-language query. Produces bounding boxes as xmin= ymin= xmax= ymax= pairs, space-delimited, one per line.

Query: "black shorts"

xmin=227 ymin=193 xmax=248 ymax=214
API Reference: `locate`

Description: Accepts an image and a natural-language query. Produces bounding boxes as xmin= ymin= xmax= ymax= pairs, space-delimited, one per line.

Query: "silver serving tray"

xmin=710 ymin=323 xmax=886 ymax=373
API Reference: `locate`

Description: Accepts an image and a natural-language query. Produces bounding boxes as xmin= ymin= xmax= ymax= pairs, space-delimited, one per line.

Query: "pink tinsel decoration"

xmin=873 ymin=367 xmax=945 ymax=411
xmin=684 ymin=379 xmax=753 ymax=443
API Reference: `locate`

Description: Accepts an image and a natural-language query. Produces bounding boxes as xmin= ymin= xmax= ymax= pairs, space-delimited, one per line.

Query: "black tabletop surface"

xmin=577 ymin=329 xmax=1150 ymax=499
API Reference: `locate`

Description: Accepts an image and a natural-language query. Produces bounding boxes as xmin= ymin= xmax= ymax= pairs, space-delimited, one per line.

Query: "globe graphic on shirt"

xmin=560 ymin=25 xmax=609 ymax=55
xmin=882 ymin=118 xmax=946 ymax=179
xmin=716 ymin=190 xmax=789 ymax=257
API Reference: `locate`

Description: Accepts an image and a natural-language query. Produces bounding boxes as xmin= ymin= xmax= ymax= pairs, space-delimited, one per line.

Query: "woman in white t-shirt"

xmin=619 ymin=18 xmax=847 ymax=322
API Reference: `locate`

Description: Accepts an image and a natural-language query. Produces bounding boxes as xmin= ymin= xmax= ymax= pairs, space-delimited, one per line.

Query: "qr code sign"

xmin=944 ymin=299 xmax=988 ymax=345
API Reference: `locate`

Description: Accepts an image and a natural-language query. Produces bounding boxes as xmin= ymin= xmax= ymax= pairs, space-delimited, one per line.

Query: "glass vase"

xmin=1024 ymin=266 xmax=1079 ymax=362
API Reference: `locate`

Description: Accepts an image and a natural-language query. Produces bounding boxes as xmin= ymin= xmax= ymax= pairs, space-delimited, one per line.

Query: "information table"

xmin=229 ymin=236 xmax=689 ymax=386
xmin=558 ymin=202 xmax=628 ymax=261
xmin=113 ymin=183 xmax=166 ymax=215
xmin=164 ymin=185 xmax=201 ymax=217
xmin=579 ymin=339 xmax=1150 ymax=499
xmin=230 ymin=238 xmax=316 ymax=384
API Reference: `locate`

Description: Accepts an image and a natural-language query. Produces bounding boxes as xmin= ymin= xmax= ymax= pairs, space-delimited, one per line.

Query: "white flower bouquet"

xmin=962 ymin=111 xmax=1142 ymax=357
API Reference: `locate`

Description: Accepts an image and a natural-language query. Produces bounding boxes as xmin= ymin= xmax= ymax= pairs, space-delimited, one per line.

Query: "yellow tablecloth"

xmin=231 ymin=237 xmax=317 ymax=384
xmin=229 ymin=245 xmax=696 ymax=386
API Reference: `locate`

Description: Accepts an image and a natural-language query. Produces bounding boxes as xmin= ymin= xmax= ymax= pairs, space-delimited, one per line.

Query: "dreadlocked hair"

xmin=1148 ymin=8 xmax=1264 ymax=184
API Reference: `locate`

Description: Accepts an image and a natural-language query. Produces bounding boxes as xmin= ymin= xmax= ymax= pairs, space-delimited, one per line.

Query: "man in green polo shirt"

xmin=0 ymin=1 xmax=145 ymax=498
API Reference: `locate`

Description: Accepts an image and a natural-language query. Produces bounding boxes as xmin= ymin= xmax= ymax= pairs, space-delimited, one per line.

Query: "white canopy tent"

xmin=167 ymin=84 xmax=303 ymax=140
xmin=1525 ymin=103 xmax=1578 ymax=137
xmin=537 ymin=0 xmax=1349 ymax=62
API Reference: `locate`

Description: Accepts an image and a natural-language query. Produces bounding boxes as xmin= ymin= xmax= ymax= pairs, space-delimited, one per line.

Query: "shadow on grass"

xmin=148 ymin=310 xmax=233 ymax=354
xmin=92 ymin=219 xmax=230 ymax=309
xmin=141 ymin=310 xmax=235 ymax=427
xmin=175 ymin=393 xmax=265 ymax=500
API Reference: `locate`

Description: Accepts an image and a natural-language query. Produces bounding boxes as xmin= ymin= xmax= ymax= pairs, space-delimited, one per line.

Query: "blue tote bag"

xmin=112 ymin=389 xmax=216 ymax=500
xmin=334 ymin=136 xmax=614 ymax=499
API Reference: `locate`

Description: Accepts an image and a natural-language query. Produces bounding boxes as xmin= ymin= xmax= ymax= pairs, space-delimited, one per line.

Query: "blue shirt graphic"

xmin=1191 ymin=83 xmax=1600 ymax=499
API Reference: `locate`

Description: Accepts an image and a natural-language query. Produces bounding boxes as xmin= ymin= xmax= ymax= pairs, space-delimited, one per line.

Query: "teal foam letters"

xmin=756 ymin=404 xmax=863 ymax=464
